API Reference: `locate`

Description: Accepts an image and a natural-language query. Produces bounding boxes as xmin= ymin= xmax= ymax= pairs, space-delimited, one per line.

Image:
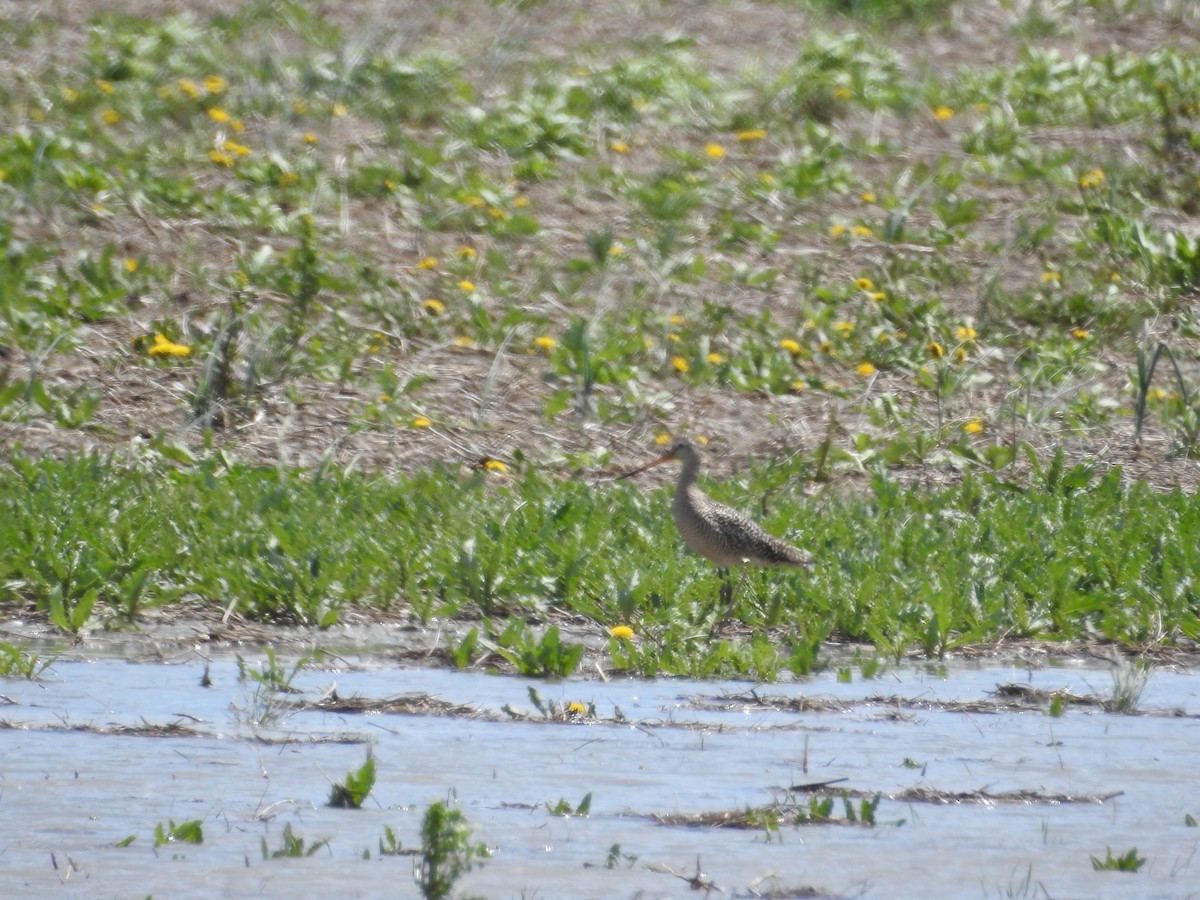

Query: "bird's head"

xmin=617 ymin=440 xmax=699 ymax=480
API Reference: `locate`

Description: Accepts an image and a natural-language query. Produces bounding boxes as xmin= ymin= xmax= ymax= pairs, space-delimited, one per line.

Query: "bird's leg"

xmin=718 ymin=567 xmax=734 ymax=621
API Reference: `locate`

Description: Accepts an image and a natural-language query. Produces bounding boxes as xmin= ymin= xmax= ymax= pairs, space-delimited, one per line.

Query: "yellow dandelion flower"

xmin=533 ymin=335 xmax=556 ymax=351
xmin=672 ymin=355 xmax=690 ymax=373
xmin=791 ymin=379 xmax=807 ymax=392
xmin=854 ymin=276 xmax=875 ymax=291
xmin=178 ymin=79 xmax=201 ymax=99
xmin=964 ymin=418 xmax=984 ymax=435
xmin=610 ymin=625 xmax=635 ymax=640
xmin=513 ymin=195 xmax=529 ymax=208
xmin=417 ymin=256 xmax=438 ymax=270
xmin=705 ymin=142 xmax=726 ymax=159
xmin=856 ymin=362 xmax=877 ymax=377
xmin=483 ymin=459 xmax=509 ymax=473
xmin=851 ymin=225 xmax=873 ymax=237
xmin=230 ymin=118 xmax=245 ymax=133
xmin=669 ymin=314 xmax=685 ymax=326
xmin=610 ymin=140 xmax=630 ymax=154
xmin=933 ymin=105 xmax=955 ymax=121
xmin=1078 ymin=168 xmax=1105 ymax=189
xmin=124 ymin=258 xmax=138 ymax=273
xmin=759 ymin=172 xmax=776 ymax=186
xmin=278 ymin=171 xmax=300 ymax=187
xmin=453 ymin=336 xmax=475 ymax=347
xmin=835 ymin=321 xmax=855 ymax=335
xmin=860 ymin=191 xmax=876 ymax=203
xmin=953 ymin=347 xmax=967 ymax=364
xmin=303 ymin=132 xmax=318 ymax=145
xmin=379 ymin=394 xmax=392 ymax=403
xmin=464 ymin=195 xmax=485 ymax=208
xmin=668 ymin=332 xmax=681 ymax=343
xmin=609 ymin=243 xmax=624 ymax=256
xmin=208 ymin=107 xmax=231 ymax=123
xmin=643 ymin=336 xmax=655 ymax=351
xmin=292 ymin=99 xmax=308 ymax=115
xmin=411 ymin=415 xmax=432 ymax=428
xmin=567 ymin=701 xmax=587 ymax=715
xmin=222 ymin=139 xmax=251 ymax=156
xmin=331 ymin=102 xmax=348 ymax=117
xmin=1148 ymin=387 xmax=1167 ymax=401
xmin=100 ymin=108 xmax=121 ymax=125
xmin=62 ymin=87 xmax=79 ymax=103
xmin=459 ymin=279 xmax=476 ymax=292
xmin=1040 ymin=270 xmax=1061 ymax=284
xmin=203 ymin=75 xmax=227 ymax=94
xmin=696 ymin=435 xmax=708 ymax=445
xmin=869 ymin=291 xmax=887 ymax=302
xmin=97 ymin=80 xmax=115 ymax=95
xmin=1109 ymin=272 xmax=1121 ymax=283
xmin=1071 ymin=327 xmax=1090 ymax=340
xmin=458 ymin=246 xmax=477 ymax=259
xmin=928 ymin=341 xmax=944 ymax=358
xmin=422 ymin=299 xmax=445 ymax=315
xmin=208 ymin=149 xmax=235 ymax=167
xmin=147 ymin=333 xmax=191 ymax=358
xmin=955 ymin=325 xmax=977 ymax=342
xmin=736 ymin=128 xmax=767 ymax=142
xmin=487 ymin=206 xmax=508 ymax=220
xmin=654 ymin=433 xmax=671 ymax=446
xmin=834 ymin=86 xmax=853 ymax=100
xmin=829 ymin=223 xmax=847 ymax=237
xmin=779 ymin=338 xmax=801 ymax=354
xmin=706 ymin=352 xmax=725 ymax=365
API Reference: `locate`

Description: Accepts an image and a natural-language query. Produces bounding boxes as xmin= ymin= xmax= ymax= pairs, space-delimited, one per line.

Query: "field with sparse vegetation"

xmin=3 ymin=0 xmax=1200 ymax=674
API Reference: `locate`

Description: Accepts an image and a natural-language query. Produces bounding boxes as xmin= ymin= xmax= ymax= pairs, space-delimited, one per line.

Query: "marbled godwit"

xmin=619 ymin=441 xmax=812 ymax=612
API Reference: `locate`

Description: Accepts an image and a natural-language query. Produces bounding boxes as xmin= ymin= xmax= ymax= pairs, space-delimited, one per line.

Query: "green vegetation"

xmin=585 ymin=843 xmax=639 ymax=870
xmin=261 ymin=823 xmax=328 ymax=859
xmin=1090 ymin=846 xmax=1146 ymax=872
xmin=2 ymin=3 xmax=1200 ymax=672
xmin=1 ymin=451 xmax=1199 ymax=673
xmin=546 ymin=792 xmax=593 ymax=817
xmin=417 ymin=800 xmax=490 ymax=900
xmin=153 ymin=819 xmax=203 ymax=847
xmin=0 ymin=642 xmax=54 ymax=679
xmin=328 ymin=755 xmax=377 ymax=809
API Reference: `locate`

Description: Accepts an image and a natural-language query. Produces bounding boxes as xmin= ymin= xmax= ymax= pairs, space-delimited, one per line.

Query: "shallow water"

xmin=2 ymin=655 xmax=1199 ymax=898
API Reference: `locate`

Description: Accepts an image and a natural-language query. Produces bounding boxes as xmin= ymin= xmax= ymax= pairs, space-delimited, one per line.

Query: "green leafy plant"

xmin=546 ymin=792 xmax=592 ymax=817
xmin=1090 ymin=846 xmax=1146 ymax=872
xmin=1106 ymin=659 xmax=1151 ymax=714
xmin=493 ymin=625 xmax=584 ymax=679
xmin=417 ymin=800 xmax=490 ymax=900
xmin=328 ymin=755 xmax=376 ymax=809
xmin=0 ymin=642 xmax=55 ymax=679
xmin=449 ymin=627 xmax=480 ymax=669
xmin=584 ymin=843 xmax=639 ymax=870
xmin=237 ymin=647 xmax=307 ymax=693
xmin=261 ymin=823 xmax=328 ymax=859
xmin=154 ymin=819 xmax=203 ymax=846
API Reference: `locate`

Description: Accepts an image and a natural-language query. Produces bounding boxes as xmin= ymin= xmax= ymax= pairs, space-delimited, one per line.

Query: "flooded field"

xmin=2 ymin=644 xmax=1199 ymax=898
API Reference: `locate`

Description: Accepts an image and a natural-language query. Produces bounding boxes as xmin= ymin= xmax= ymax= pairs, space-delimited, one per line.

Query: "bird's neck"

xmin=676 ymin=453 xmax=701 ymax=491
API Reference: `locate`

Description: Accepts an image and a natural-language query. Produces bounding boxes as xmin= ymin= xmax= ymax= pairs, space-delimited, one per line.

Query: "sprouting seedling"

xmin=1090 ymin=846 xmax=1145 ymax=872
xmin=261 ymin=823 xmax=328 ymax=859
xmin=328 ymin=755 xmax=376 ymax=809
